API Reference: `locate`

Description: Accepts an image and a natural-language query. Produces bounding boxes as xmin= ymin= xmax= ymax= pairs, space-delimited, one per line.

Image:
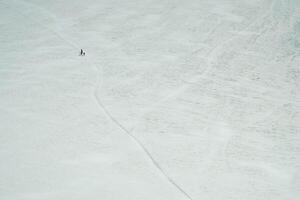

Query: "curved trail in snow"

xmin=92 ymin=65 xmax=194 ymax=200
xmin=4 ymin=1 xmax=194 ymax=199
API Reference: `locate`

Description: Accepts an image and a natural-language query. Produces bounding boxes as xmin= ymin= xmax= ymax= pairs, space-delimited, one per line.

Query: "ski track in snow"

xmin=2 ymin=0 xmax=194 ymax=199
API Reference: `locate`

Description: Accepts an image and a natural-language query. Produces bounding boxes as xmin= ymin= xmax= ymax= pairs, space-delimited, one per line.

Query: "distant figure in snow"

xmin=80 ymin=49 xmax=85 ymax=56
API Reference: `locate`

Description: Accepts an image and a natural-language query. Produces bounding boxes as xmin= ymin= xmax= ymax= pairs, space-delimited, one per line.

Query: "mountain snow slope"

xmin=0 ymin=0 xmax=300 ymax=199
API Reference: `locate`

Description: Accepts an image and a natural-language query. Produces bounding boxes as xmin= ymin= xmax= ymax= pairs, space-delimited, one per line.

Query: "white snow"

xmin=1 ymin=0 xmax=300 ymax=199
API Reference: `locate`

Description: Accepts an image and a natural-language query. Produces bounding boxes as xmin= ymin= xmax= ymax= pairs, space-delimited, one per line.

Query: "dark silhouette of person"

xmin=80 ymin=49 xmax=83 ymax=56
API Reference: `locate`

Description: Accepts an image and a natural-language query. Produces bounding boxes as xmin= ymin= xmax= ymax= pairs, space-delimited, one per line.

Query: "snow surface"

xmin=1 ymin=0 xmax=300 ymax=199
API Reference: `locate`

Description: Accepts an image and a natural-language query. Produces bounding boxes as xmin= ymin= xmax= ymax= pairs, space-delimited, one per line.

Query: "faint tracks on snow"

xmin=128 ymin=0 xmax=280 ymax=134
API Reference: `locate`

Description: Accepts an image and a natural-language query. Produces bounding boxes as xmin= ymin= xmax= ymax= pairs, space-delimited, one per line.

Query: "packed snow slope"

xmin=1 ymin=0 xmax=300 ymax=199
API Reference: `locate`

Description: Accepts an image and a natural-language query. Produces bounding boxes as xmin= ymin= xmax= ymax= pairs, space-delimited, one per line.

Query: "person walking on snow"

xmin=80 ymin=49 xmax=84 ymax=56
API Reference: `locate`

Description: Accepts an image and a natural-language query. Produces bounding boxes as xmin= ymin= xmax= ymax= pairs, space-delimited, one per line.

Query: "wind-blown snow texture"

xmin=1 ymin=0 xmax=300 ymax=199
